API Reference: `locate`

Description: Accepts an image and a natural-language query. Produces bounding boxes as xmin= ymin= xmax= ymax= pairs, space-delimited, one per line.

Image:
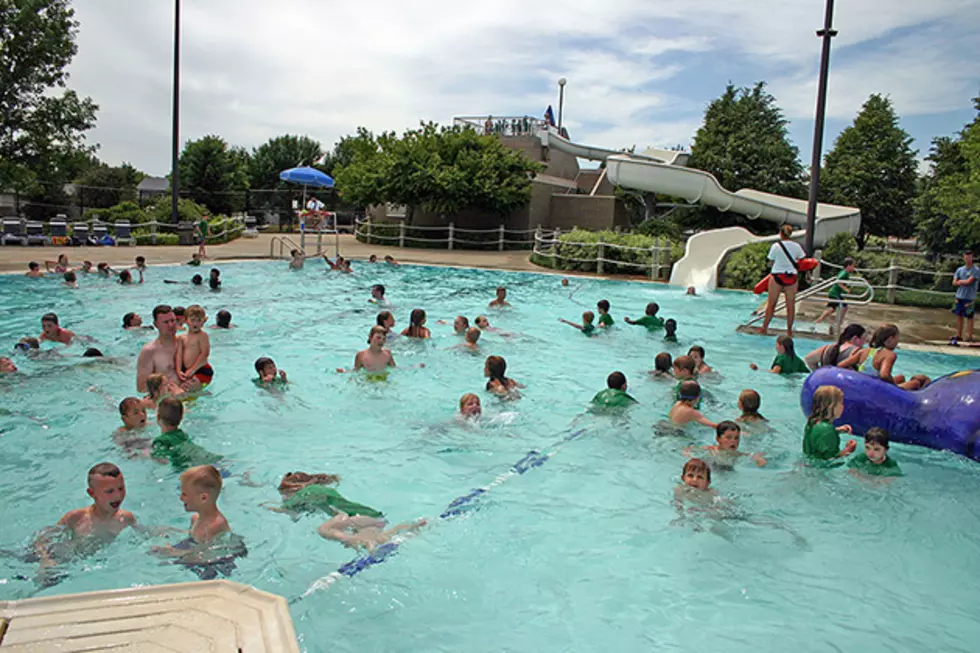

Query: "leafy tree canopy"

xmin=177 ymin=135 xmax=248 ymax=215
xmin=75 ymin=163 xmax=144 ymax=209
xmin=820 ymin=94 xmax=918 ymax=248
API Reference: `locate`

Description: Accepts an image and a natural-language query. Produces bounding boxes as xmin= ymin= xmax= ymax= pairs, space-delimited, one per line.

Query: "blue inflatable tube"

xmin=801 ymin=367 xmax=980 ymax=461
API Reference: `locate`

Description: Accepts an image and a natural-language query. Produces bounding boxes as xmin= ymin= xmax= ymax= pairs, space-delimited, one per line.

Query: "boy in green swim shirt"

xmin=151 ymin=397 xmax=222 ymax=471
xmin=664 ymin=319 xmax=678 ymax=342
xmin=624 ymin=302 xmax=665 ymax=330
xmin=559 ymin=311 xmax=597 ymax=336
xmin=591 ymin=371 xmax=638 ymax=409
xmin=815 ymin=257 xmax=855 ymax=329
xmin=596 ymin=300 xmax=614 ymax=327
xmin=848 ymin=428 xmax=902 ymax=477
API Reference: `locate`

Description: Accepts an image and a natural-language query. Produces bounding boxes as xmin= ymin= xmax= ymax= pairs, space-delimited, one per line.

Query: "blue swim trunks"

xmin=952 ymin=298 xmax=976 ymax=318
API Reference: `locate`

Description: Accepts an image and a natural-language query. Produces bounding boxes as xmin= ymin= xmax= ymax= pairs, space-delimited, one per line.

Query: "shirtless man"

xmin=137 ymin=304 xmax=200 ymax=393
xmin=39 ymin=313 xmax=75 ymax=345
xmin=337 ymin=325 xmax=396 ymax=373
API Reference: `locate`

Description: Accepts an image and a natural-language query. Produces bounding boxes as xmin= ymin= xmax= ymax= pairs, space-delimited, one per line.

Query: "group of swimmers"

xmin=3 ymin=251 xmax=936 ymax=586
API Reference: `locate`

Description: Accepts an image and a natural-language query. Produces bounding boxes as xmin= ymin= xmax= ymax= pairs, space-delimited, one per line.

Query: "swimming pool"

xmin=1 ymin=260 xmax=978 ymax=652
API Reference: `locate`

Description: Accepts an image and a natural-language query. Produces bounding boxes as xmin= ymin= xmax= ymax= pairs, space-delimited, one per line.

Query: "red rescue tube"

xmin=753 ymin=275 xmax=771 ymax=294
xmin=798 ymin=258 xmax=819 ymax=272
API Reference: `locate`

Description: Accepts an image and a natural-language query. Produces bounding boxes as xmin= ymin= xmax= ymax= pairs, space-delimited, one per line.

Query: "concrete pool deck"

xmin=1 ymin=233 xmax=976 ymax=359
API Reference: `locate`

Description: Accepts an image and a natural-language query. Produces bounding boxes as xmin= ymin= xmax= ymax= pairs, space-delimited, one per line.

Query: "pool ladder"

xmin=742 ymin=275 xmax=875 ymax=336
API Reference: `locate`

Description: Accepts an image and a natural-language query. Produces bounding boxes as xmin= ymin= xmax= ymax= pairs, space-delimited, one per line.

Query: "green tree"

xmin=686 ymin=82 xmax=805 ymax=231
xmin=0 ymin=0 xmax=98 ymax=212
xmin=177 ymin=135 xmax=248 ymax=215
xmin=76 ymin=163 xmax=143 ymax=209
xmin=820 ymin=94 xmax=919 ymax=248
xmin=916 ymin=99 xmax=980 ymax=255
xmin=247 ymin=134 xmax=323 ymax=211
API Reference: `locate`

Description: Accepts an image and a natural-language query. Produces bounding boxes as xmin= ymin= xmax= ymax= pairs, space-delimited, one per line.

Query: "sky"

xmin=65 ymin=0 xmax=980 ymax=178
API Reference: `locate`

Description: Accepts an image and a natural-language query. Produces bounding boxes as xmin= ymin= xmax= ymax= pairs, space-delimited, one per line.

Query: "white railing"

xmin=532 ymin=228 xmax=674 ymax=279
xmin=817 ymin=258 xmax=957 ymax=304
xmin=269 ymin=235 xmax=303 ymax=259
xmin=453 ymin=115 xmax=548 ymax=136
xmin=744 ymin=275 xmax=875 ymax=333
xmin=354 ymin=217 xmax=536 ymax=251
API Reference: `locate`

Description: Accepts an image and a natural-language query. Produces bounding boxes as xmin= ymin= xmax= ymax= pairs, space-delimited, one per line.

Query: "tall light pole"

xmin=557 ymin=77 xmax=567 ymax=132
xmin=170 ymin=0 xmax=181 ymax=224
xmin=804 ymin=0 xmax=838 ymax=255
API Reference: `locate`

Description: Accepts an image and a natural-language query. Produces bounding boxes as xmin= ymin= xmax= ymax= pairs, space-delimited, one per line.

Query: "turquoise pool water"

xmin=1 ymin=260 xmax=978 ymax=652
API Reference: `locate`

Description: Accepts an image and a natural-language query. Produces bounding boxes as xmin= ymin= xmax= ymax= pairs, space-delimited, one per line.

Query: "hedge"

xmin=135 ymin=233 xmax=179 ymax=246
xmin=531 ymin=228 xmax=684 ymax=279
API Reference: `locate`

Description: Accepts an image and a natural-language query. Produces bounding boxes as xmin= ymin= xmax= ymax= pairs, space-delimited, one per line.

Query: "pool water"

xmin=1 ymin=260 xmax=978 ymax=652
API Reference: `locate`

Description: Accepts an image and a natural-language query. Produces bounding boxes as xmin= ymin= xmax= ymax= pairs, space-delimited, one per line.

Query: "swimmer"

xmin=559 ymin=311 xmax=597 ymax=336
xmin=151 ymin=398 xmax=222 ymax=470
xmin=145 ymin=372 xmax=184 ymax=409
xmin=561 ymin=277 xmax=569 ymax=287
xmin=173 ymin=306 xmax=187 ymax=331
xmin=337 ymin=326 xmax=396 ymax=373
xmin=192 ymin=274 xmax=203 ymax=286
xmin=437 ymin=315 xmax=469 ymax=335
xmin=45 ymin=254 xmax=70 ymax=273
xmin=459 ymin=393 xmax=482 ymax=419
xmin=188 ymin=253 xmax=203 ymax=267
xmin=39 ymin=312 xmax=75 ymax=345
xmin=596 ymin=300 xmax=614 ymax=327
xmin=687 ymin=421 xmax=767 ymax=467
xmin=688 ymin=346 xmax=713 ymax=374
xmin=114 ymin=397 xmax=152 ymax=456
xmin=453 ymin=327 xmax=481 ymax=351
xmin=14 ymin=337 xmax=40 ymax=355
xmin=0 ymin=357 xmax=18 ymax=373
xmin=674 ymin=458 xmax=717 ymax=504
xmin=211 ymin=309 xmax=234 ymax=329
xmin=323 ymin=254 xmax=341 ymax=271
xmin=370 ymin=284 xmax=390 ymax=305
xmin=122 ymin=312 xmax=151 ymax=330
xmin=151 ymin=465 xmax=231 ymax=559
xmin=97 ymin=262 xmax=113 ymax=277
xmin=489 ymin=286 xmax=510 ymax=308
xmin=118 ymin=268 xmax=143 ymax=284
xmin=289 ymin=249 xmax=316 ymax=270
xmin=625 ymin=302 xmax=665 ymax=330
xmin=401 ymin=308 xmax=431 ymax=339
xmin=856 ymin=324 xmax=930 ymax=390
xmin=803 ymin=386 xmax=856 ymax=463
xmin=267 ymin=472 xmax=384 ymax=519
xmin=83 ymin=347 xmax=103 ymax=358
xmin=254 ymin=357 xmax=287 ymax=385
xmin=134 ymin=255 xmax=147 ymax=272
xmin=672 ymin=355 xmax=696 ymax=381
xmin=137 ymin=305 xmax=191 ymax=393
xmin=668 ymin=381 xmax=717 ymax=428
xmin=368 ymin=254 xmax=378 ymax=263
xmin=805 ymin=324 xmax=868 ymax=371
xmin=78 ymin=260 xmax=93 ymax=274
xmin=736 ymin=389 xmax=767 ymax=424
xmin=591 ymin=371 xmax=638 ymax=408
xmin=35 ymin=463 xmax=137 ymax=571
xmin=62 ymin=271 xmax=78 ymax=288
xmin=376 ymin=310 xmax=396 ymax=336
xmin=26 ymin=261 xmax=45 ymax=278
xmin=209 ymin=268 xmax=221 ymax=290
xmin=384 ymin=254 xmax=400 ymax=266
xmin=749 ymin=335 xmax=809 ymax=374
xmin=318 ymin=511 xmax=425 ymax=553
xmin=176 ymin=305 xmax=212 ymax=388
xmin=664 ymin=319 xmax=678 ymax=342
xmin=485 ymin=355 xmax=524 ymax=397
xmin=847 ymin=427 xmax=902 ymax=478
xmin=651 ymin=352 xmax=673 ymax=378
xmin=686 ymin=286 xmax=697 ymax=296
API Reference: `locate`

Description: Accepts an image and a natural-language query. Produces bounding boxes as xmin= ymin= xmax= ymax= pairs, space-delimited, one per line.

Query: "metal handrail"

xmin=269 ymin=235 xmax=302 ymax=259
xmin=745 ymin=275 xmax=875 ymax=332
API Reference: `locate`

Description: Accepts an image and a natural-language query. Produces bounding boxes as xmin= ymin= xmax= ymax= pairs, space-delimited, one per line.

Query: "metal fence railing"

xmin=532 ymin=228 xmax=675 ymax=279
xmin=354 ymin=217 xmax=536 ymax=251
xmin=816 ymin=258 xmax=957 ymax=304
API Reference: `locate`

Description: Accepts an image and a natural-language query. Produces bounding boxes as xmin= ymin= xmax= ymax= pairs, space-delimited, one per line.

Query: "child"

xmin=452 ymin=315 xmax=469 ymax=335
xmin=209 ymin=268 xmax=221 ymax=290
xmin=255 ymin=357 xmax=288 ymax=385
xmin=674 ymin=458 xmax=717 ymax=500
xmin=118 ymin=269 xmax=144 ymax=285
xmin=79 ymin=260 xmax=93 ymax=274
xmin=737 ymin=389 xmax=767 ymax=423
xmin=485 ymin=355 xmax=523 ymax=397
xmin=688 ymin=346 xmax=712 ymax=374
xmin=384 ymin=254 xmax=399 ymax=266
xmin=668 ymin=381 xmax=717 ymax=428
xmin=624 ymin=302 xmax=664 ymax=330
xmin=376 ymin=310 xmax=396 ymax=335
xmin=690 ymin=421 xmax=766 ymax=467
xmin=559 ymin=311 xmax=597 ymax=336
xmin=63 ymin=271 xmax=78 ymax=288
xmin=289 ymin=249 xmax=314 ymax=270
xmin=805 ymin=324 xmax=868 ymax=371
xmin=859 ymin=324 xmax=930 ymax=390
xmin=803 ymin=386 xmax=857 ymax=463
xmin=489 ymin=286 xmax=510 ymax=308
xmin=672 ymin=355 xmax=696 ymax=381
xmin=114 ymin=397 xmax=152 ymax=455
xmin=591 ymin=371 xmax=638 ymax=408
xmin=267 ymin=472 xmax=377 ymax=516
xmin=145 ymin=373 xmax=184 ymax=409
xmin=401 ymin=309 xmax=431 ymax=338
xmin=750 ymin=335 xmax=809 ymax=374
xmin=176 ymin=305 xmax=212 ymax=389
xmin=134 ymin=256 xmax=147 ymax=272
xmin=848 ymin=427 xmax=902 ymax=477
xmin=192 ymin=274 xmax=203 ymax=286
xmin=39 ymin=313 xmax=75 ymax=345
xmin=152 ymin=465 xmax=232 ymax=559
xmin=596 ymin=300 xmax=614 ymax=327
xmin=951 ymin=249 xmax=979 ymax=345
xmin=173 ymin=306 xmax=187 ymax=331
xmin=318 ymin=512 xmax=425 ymax=553
xmin=188 ymin=253 xmax=202 ymax=267
xmin=651 ymin=352 xmax=673 ymax=378
xmin=151 ymin=397 xmax=222 ymax=470
xmin=815 ymin=257 xmax=856 ymax=328
xmin=26 ymin=261 xmax=45 ymax=278
xmin=459 ymin=393 xmax=482 ymax=419
xmin=664 ymin=319 xmax=678 ymax=342
xmin=213 ymin=309 xmax=233 ymax=329
xmin=45 ymin=254 xmax=70 ymax=273
xmin=368 ymin=254 xmax=378 ymax=263
xmin=97 ymin=262 xmax=113 ymax=277
xmin=337 ymin=326 xmax=397 ymax=373
xmin=0 ymin=357 xmax=17 ymax=373
xmin=370 ymin=284 xmax=389 ymax=305
xmin=37 ymin=463 xmax=137 ymax=568
xmin=459 ymin=327 xmax=481 ymax=351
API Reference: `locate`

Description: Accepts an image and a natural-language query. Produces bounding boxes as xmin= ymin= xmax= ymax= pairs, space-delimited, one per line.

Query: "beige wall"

xmin=548 ymin=195 xmax=628 ymax=231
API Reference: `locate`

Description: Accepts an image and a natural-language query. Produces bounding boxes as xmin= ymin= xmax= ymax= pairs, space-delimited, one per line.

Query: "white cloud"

xmin=63 ymin=0 xmax=980 ymax=174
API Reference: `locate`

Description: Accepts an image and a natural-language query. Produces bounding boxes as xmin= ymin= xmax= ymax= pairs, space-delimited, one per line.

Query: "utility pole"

xmin=804 ymin=0 xmax=838 ymax=255
xmin=170 ymin=0 xmax=181 ymax=223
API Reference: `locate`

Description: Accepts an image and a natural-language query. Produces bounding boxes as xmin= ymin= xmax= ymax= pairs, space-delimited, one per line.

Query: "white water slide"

xmin=538 ymin=128 xmax=861 ymax=289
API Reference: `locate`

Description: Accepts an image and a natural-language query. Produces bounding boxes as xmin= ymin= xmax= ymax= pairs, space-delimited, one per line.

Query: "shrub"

xmin=135 ymin=233 xmax=179 ymax=246
xmin=719 ymin=242 xmax=770 ymax=289
xmin=531 ymin=228 xmax=683 ymax=279
xmin=822 ymin=232 xmax=858 ymax=265
xmin=146 ymin=198 xmax=209 ymax=224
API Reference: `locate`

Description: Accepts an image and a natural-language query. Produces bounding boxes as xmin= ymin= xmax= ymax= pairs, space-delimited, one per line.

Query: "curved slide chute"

xmin=537 ymin=126 xmax=860 ymax=289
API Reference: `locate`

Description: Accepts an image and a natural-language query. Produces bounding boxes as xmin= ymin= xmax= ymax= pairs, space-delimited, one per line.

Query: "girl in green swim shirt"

xmin=803 ymin=385 xmax=857 ymax=463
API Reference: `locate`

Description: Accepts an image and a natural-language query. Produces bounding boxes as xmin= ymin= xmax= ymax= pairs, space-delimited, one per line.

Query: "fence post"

xmin=498 ymin=224 xmax=505 ymax=251
xmin=399 ymin=221 xmax=405 ymax=248
xmin=887 ymin=257 xmax=898 ymax=304
xmin=813 ymin=249 xmax=823 ymax=281
xmin=552 ymin=227 xmax=561 ymax=265
xmin=597 ymin=237 xmax=605 ymax=276
xmin=151 ymin=220 xmax=158 ymax=246
xmin=534 ymin=225 xmax=541 ymax=252
xmin=651 ymin=238 xmax=661 ymax=280
xmin=366 ymin=216 xmax=372 ymax=245
xmin=448 ymin=222 xmax=454 ymax=251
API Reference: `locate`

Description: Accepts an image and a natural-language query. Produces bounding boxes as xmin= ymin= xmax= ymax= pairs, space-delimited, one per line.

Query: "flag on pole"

xmin=544 ymin=105 xmax=556 ymax=127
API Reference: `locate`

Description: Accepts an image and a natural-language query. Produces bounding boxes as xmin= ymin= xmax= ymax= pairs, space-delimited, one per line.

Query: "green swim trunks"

xmin=282 ymin=485 xmax=383 ymax=518
xmin=591 ymin=388 xmax=638 ymax=408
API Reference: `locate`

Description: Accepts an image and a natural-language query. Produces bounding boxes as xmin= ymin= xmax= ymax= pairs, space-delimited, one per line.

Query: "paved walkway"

xmin=1 ymin=233 xmax=975 ymax=358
